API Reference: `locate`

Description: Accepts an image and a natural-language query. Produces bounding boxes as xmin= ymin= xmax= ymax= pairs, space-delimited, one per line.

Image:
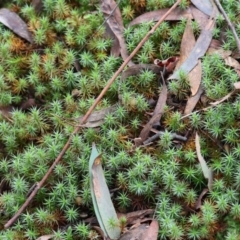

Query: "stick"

xmin=143 ymin=131 xmax=187 ymax=145
xmin=4 ymin=0 xmax=182 ymax=228
xmin=213 ymin=0 xmax=240 ymax=53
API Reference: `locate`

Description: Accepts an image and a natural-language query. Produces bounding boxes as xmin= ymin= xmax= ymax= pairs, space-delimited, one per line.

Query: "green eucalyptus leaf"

xmin=89 ymin=143 xmax=121 ymax=240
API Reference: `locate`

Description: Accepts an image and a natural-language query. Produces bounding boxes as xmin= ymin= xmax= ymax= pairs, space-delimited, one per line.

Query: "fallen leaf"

xmin=141 ymin=219 xmax=159 ymax=240
xmin=224 ymin=56 xmax=240 ymax=70
xmin=209 ymin=39 xmax=221 ymax=49
xmin=169 ymin=15 xmax=216 ymax=80
xmin=89 ymin=143 xmax=121 ymax=239
xmin=76 ymin=105 xmax=117 ymax=128
xmin=176 ymin=17 xmax=202 ymax=96
xmin=104 ymin=24 xmax=120 ymax=57
xmin=101 ymin=0 xmax=134 ymax=66
xmin=154 ymin=56 xmax=179 ymax=73
xmin=184 ymin=85 xmax=203 ymax=115
xmin=195 ymin=133 xmax=213 ymax=190
xmin=195 ymin=188 xmax=209 ymax=210
xmin=207 ymin=48 xmax=240 ymax=76
xmin=207 ymin=47 xmax=232 ymax=58
xmin=191 ymin=0 xmax=214 ymax=16
xmin=129 ymin=8 xmax=192 ymax=26
xmin=139 ymin=81 xmax=167 ymax=142
xmin=0 ymin=8 xmax=33 ymax=43
xmin=36 ymin=235 xmax=55 ymax=240
xmin=118 ymin=209 xmax=154 ymax=225
xmin=189 ymin=5 xmax=209 ymax=30
xmin=119 ymin=224 xmax=148 ymax=240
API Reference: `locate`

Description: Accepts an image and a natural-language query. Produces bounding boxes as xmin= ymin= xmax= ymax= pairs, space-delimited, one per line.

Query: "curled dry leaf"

xmin=76 ymin=104 xmax=118 ymax=128
xmin=154 ymin=56 xmax=179 ymax=73
xmin=101 ymin=0 xmax=134 ymax=66
xmin=0 ymin=8 xmax=33 ymax=43
xmin=195 ymin=132 xmax=213 ymax=190
xmin=129 ymin=8 xmax=192 ymax=26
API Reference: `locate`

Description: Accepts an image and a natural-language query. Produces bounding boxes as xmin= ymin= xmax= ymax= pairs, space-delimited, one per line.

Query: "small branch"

xmin=143 ymin=131 xmax=187 ymax=145
xmin=213 ymin=0 xmax=240 ymax=53
xmin=4 ymin=0 xmax=182 ymax=229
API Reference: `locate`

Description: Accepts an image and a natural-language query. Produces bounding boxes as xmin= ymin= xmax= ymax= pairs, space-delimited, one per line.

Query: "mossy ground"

xmin=0 ymin=0 xmax=240 ymax=239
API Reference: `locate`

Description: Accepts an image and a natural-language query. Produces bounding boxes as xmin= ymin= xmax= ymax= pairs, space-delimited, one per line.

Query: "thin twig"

xmin=143 ymin=131 xmax=187 ymax=145
xmin=213 ymin=0 xmax=240 ymax=53
xmin=4 ymin=0 xmax=182 ymax=229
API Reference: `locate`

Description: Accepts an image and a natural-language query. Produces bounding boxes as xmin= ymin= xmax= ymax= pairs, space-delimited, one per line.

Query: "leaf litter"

xmin=3 ymin=0 xmax=240 ymax=238
xmin=101 ymin=0 xmax=134 ymax=66
xmin=89 ymin=143 xmax=121 ymax=239
xmin=0 ymin=8 xmax=33 ymax=43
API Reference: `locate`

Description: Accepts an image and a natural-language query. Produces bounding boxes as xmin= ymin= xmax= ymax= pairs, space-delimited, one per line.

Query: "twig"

xmin=213 ymin=0 xmax=240 ymax=53
xmin=143 ymin=131 xmax=187 ymax=145
xmin=4 ymin=0 xmax=182 ymax=229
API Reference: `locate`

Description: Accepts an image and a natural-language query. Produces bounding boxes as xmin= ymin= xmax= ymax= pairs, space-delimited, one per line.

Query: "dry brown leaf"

xmin=119 ymin=224 xmax=149 ymax=240
xmin=190 ymin=5 xmax=209 ymax=30
xmin=101 ymin=0 xmax=134 ymax=66
xmin=184 ymin=85 xmax=203 ymax=115
xmin=139 ymin=82 xmax=167 ymax=142
xmin=76 ymin=104 xmax=117 ymax=128
xmin=36 ymin=235 xmax=55 ymax=240
xmin=207 ymin=47 xmax=232 ymax=58
xmin=225 ymin=56 xmax=240 ymax=70
xmin=191 ymin=0 xmax=213 ymax=16
xmin=154 ymin=56 xmax=179 ymax=73
xmin=209 ymin=39 xmax=222 ymax=49
xmin=129 ymin=8 xmax=192 ymax=26
xmin=176 ymin=17 xmax=202 ymax=97
xmin=207 ymin=48 xmax=240 ymax=76
xmin=195 ymin=188 xmax=209 ymax=210
xmin=0 ymin=8 xmax=33 ymax=43
xmin=104 ymin=24 xmax=120 ymax=57
xmin=169 ymin=14 xmax=216 ymax=80
xmin=141 ymin=220 xmax=159 ymax=240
